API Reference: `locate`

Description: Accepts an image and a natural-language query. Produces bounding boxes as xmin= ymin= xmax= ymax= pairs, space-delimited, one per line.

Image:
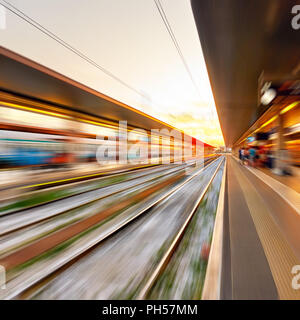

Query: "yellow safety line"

xmin=17 ymin=164 xmax=156 ymax=190
xmin=232 ymin=157 xmax=300 ymax=300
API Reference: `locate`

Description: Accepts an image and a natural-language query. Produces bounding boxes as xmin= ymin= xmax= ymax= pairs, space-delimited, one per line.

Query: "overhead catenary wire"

xmin=153 ymin=0 xmax=200 ymax=97
xmin=153 ymin=0 xmax=215 ymax=119
xmin=1 ymin=0 xmax=215 ymax=124
xmin=0 ymin=0 xmax=152 ymax=102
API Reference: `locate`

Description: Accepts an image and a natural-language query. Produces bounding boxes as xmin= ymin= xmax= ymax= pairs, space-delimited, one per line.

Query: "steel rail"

xmin=137 ymin=157 xmax=224 ymax=299
xmin=0 ymin=157 xmax=221 ymax=299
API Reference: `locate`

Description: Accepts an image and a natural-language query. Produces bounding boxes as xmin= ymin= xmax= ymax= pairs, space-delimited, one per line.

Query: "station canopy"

xmin=191 ymin=0 xmax=300 ymax=147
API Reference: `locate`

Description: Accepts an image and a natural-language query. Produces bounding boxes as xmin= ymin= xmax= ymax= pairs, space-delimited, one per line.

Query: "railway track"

xmin=0 ymin=156 xmax=222 ymax=299
xmin=0 ymin=157 xmax=216 ymax=217
xmin=0 ymin=163 xmax=163 ymax=194
xmin=0 ymin=159 xmax=211 ymax=236
xmin=0 ymin=162 xmax=176 ymax=216
xmin=138 ymin=158 xmax=225 ymax=299
xmin=0 ymin=160 xmax=213 ymax=258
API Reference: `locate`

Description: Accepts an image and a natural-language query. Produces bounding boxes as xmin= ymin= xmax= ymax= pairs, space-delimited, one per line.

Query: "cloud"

xmin=159 ymin=111 xmax=224 ymax=146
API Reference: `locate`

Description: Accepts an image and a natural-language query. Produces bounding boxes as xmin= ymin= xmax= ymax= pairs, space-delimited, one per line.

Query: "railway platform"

xmin=254 ymin=166 xmax=300 ymax=194
xmin=212 ymin=156 xmax=300 ymax=300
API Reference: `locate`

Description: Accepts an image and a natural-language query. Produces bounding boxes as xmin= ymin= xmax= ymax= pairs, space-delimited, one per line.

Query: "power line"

xmin=1 ymin=0 xmax=213 ymax=120
xmin=0 ymin=0 xmax=152 ymax=102
xmin=153 ymin=0 xmax=209 ymax=105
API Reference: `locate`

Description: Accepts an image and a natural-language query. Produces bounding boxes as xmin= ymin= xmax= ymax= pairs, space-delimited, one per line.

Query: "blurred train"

xmin=0 ymin=98 xmax=215 ymax=169
xmin=0 ymin=130 xmax=74 ymax=168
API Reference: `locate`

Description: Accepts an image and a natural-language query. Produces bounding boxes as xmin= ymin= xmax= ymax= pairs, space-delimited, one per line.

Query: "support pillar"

xmin=273 ymin=113 xmax=287 ymax=175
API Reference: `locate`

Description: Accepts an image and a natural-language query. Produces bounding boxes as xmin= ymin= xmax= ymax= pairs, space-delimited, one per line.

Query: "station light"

xmin=0 ymin=101 xmax=70 ymax=120
xmin=253 ymin=115 xmax=278 ymax=133
xmin=260 ymin=115 xmax=278 ymax=129
xmin=261 ymin=88 xmax=277 ymax=105
xmin=0 ymin=100 xmax=117 ymax=130
xmin=279 ymin=101 xmax=299 ymax=115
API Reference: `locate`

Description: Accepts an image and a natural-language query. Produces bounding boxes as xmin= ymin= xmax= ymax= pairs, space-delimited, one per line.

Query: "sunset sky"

xmin=0 ymin=0 xmax=224 ymax=146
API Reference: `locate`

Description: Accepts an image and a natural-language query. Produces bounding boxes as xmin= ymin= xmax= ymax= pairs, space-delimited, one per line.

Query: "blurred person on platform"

xmin=255 ymin=146 xmax=260 ymax=167
xmin=258 ymin=145 xmax=266 ymax=167
xmin=266 ymin=149 xmax=274 ymax=169
xmin=249 ymin=146 xmax=256 ymax=167
xmin=243 ymin=148 xmax=249 ymax=165
xmin=239 ymin=148 xmax=243 ymax=164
